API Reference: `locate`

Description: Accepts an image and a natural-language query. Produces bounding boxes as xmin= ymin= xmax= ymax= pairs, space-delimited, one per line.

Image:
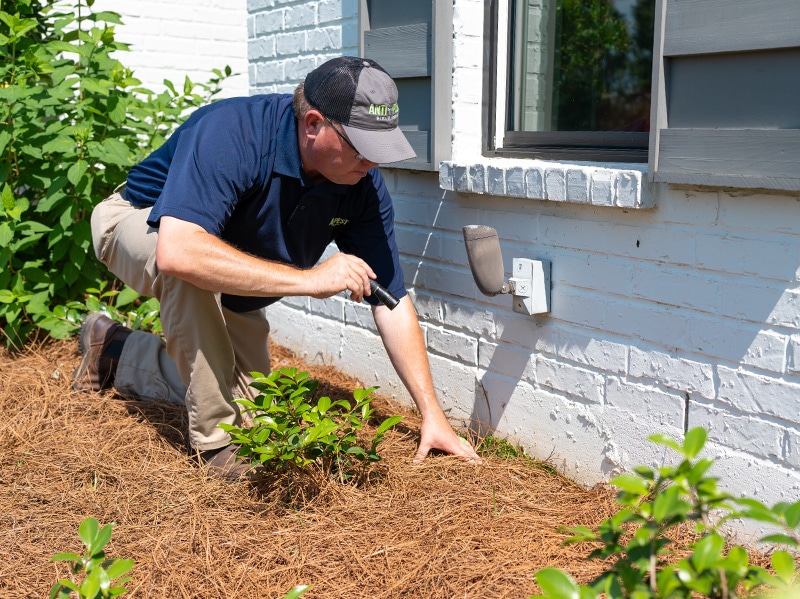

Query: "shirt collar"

xmin=273 ymin=105 xmax=305 ymax=181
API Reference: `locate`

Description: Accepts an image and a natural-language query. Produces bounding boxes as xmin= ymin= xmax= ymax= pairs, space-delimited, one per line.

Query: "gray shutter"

xmin=359 ymin=0 xmax=452 ymax=170
xmin=649 ymin=0 xmax=800 ymax=191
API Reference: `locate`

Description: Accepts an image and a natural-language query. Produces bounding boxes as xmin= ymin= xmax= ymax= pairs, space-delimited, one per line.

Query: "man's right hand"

xmin=310 ymin=252 xmax=375 ymax=302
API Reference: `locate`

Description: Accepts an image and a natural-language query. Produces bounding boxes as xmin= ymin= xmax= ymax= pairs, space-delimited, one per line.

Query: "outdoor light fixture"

xmin=462 ymin=225 xmax=551 ymax=316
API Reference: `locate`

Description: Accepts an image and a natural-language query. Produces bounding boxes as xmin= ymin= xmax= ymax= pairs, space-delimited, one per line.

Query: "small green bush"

xmin=220 ymin=368 xmax=403 ymax=481
xmin=50 ymin=517 xmax=134 ymax=599
xmin=532 ymin=427 xmax=799 ymax=599
xmin=0 ymin=0 xmax=228 ymax=346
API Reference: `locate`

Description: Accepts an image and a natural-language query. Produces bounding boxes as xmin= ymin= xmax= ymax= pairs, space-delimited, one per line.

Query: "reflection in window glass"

xmin=510 ymin=0 xmax=654 ymax=133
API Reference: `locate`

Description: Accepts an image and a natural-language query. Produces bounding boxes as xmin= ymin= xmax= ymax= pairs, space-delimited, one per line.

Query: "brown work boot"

xmin=195 ymin=444 xmax=255 ymax=481
xmin=72 ymin=313 xmax=132 ymax=391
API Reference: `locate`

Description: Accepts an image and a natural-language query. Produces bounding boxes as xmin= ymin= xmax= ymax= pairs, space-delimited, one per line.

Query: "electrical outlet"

xmin=510 ymin=258 xmax=551 ymax=315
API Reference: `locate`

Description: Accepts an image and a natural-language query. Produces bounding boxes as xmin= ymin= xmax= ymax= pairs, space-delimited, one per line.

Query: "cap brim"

xmin=342 ymin=124 xmax=417 ymax=164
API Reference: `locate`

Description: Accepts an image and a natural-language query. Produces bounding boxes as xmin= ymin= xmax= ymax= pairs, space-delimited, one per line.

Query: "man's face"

xmin=299 ymin=111 xmax=379 ymax=185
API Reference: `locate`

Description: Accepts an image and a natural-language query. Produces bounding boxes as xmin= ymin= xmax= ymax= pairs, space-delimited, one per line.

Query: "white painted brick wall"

xmin=247 ymin=0 xmax=359 ymax=94
xmin=93 ymin=0 xmax=248 ymax=98
xmin=249 ymin=0 xmax=800 ymax=507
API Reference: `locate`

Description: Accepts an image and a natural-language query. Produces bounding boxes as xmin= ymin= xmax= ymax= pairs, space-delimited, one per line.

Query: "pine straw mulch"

xmin=1 ymin=339 xmax=714 ymax=599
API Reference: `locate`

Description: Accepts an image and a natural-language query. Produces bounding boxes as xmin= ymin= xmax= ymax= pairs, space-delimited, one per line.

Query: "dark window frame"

xmin=482 ymin=0 xmax=650 ymax=163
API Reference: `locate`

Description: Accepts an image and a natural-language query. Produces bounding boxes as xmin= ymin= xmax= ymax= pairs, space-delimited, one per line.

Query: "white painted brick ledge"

xmin=439 ymin=159 xmax=654 ymax=209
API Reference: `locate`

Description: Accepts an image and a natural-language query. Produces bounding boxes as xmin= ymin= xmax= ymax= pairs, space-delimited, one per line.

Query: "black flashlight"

xmin=369 ymin=279 xmax=400 ymax=310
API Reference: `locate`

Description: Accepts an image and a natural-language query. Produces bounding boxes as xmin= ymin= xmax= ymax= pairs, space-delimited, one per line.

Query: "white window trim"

xmin=439 ymin=158 xmax=653 ymax=209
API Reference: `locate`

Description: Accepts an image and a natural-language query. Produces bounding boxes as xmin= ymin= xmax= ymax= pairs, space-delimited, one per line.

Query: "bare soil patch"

xmin=3 ymin=339 xmax=626 ymax=598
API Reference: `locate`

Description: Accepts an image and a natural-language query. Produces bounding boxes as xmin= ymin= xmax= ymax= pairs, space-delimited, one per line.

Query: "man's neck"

xmin=297 ymin=126 xmax=326 ymax=186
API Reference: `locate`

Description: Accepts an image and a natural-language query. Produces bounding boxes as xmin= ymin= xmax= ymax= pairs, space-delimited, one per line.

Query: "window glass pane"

xmin=510 ymin=0 xmax=654 ymax=133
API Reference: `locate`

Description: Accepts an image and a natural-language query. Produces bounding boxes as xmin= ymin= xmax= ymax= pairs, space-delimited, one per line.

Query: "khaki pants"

xmin=91 ymin=192 xmax=271 ymax=451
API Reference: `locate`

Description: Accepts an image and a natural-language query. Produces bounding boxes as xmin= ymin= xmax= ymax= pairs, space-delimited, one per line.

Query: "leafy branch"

xmin=532 ymin=427 xmax=799 ymax=599
xmin=0 ymin=0 xmax=229 ymax=346
xmin=220 ymin=368 xmax=403 ymax=482
xmin=50 ymin=518 xmax=134 ymax=599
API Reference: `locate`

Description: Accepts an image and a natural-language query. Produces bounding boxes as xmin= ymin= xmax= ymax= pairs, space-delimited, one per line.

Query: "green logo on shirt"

xmin=329 ymin=217 xmax=349 ymax=227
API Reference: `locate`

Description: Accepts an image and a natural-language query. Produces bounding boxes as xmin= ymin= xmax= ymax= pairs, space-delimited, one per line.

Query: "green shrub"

xmin=220 ymin=368 xmax=403 ymax=481
xmin=50 ymin=517 xmax=134 ymax=599
xmin=0 ymin=0 xmax=228 ymax=347
xmin=532 ymin=427 xmax=799 ymax=599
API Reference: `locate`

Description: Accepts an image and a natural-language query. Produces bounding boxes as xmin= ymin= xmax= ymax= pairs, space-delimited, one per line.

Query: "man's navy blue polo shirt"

xmin=125 ymin=94 xmax=405 ymax=313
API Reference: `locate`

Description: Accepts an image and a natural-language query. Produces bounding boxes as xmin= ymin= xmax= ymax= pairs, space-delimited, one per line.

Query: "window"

xmin=484 ymin=0 xmax=655 ymax=162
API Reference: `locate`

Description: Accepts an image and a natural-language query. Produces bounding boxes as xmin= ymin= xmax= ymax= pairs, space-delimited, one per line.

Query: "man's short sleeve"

xmin=147 ymin=102 xmax=263 ymax=234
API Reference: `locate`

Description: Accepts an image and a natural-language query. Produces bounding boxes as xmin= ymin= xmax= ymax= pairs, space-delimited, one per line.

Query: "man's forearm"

xmin=373 ymin=296 xmax=482 ymax=462
xmin=155 ymin=215 xmax=374 ymax=301
xmin=372 ymin=296 xmax=442 ymax=418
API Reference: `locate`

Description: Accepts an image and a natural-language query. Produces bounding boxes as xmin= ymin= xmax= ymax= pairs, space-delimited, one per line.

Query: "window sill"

xmin=439 ymin=158 xmax=654 ymax=209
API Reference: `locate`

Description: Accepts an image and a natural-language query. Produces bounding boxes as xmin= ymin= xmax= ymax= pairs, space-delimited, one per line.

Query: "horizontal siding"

xmin=664 ymin=0 xmax=800 ymax=56
xmin=655 ymin=129 xmax=800 ymax=191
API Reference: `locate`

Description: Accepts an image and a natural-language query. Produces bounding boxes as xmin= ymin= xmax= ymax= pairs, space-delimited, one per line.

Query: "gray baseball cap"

xmin=303 ymin=56 xmax=416 ymax=164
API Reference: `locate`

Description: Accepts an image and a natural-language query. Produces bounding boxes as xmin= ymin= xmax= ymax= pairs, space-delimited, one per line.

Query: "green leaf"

xmin=648 ymin=433 xmax=683 ymax=454
xmin=375 ymin=414 xmax=403 ymax=437
xmin=691 ymin=533 xmax=724 ymax=572
xmin=0 ymin=222 xmax=13 ymax=247
xmin=317 ymin=396 xmax=331 ymax=413
xmin=67 ymin=159 xmax=88 ymax=186
xmin=353 ymin=386 xmax=378 ymax=401
xmin=92 ymin=523 xmax=114 ymax=554
xmin=106 ymin=95 xmax=128 ymax=124
xmin=725 ymin=545 xmax=750 ymax=571
xmin=105 ymin=558 xmax=135 ymax=579
xmin=653 ymin=485 xmax=689 ymax=523
xmin=0 ymin=130 xmax=11 ymax=155
xmin=42 ymin=135 xmax=75 ymax=155
xmin=733 ymin=498 xmax=781 ymax=526
xmin=611 ymin=473 xmax=650 ymax=496
xmin=114 ymin=285 xmax=140 ymax=306
xmin=63 ymin=260 xmax=80 ymax=285
xmin=536 ymin=568 xmax=580 ymax=599
xmin=562 ymin=525 xmax=597 ymax=545
xmin=49 ymin=552 xmax=82 ymax=562
xmin=683 ymin=427 xmax=708 ymax=459
xmin=760 ymin=534 xmax=799 ymax=547
xmin=81 ymin=77 xmax=113 ymax=96
xmin=685 ymin=457 xmax=715 ymax=486
xmin=281 ymin=584 xmax=311 ymax=599
xmin=50 ymin=580 xmax=79 ymax=599
xmin=783 ymin=500 xmax=800 ymax=529
xmin=46 ymin=39 xmax=86 ymax=55
xmin=80 ymin=571 xmax=101 ymax=598
xmin=86 ymin=11 xmax=124 ymax=25
xmin=1 ymin=183 xmax=14 ymax=211
xmin=772 ymin=551 xmax=796 ymax=583
xmin=79 ymin=517 xmax=99 ymax=548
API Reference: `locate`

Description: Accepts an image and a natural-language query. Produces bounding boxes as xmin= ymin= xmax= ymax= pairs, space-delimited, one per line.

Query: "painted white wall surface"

xmin=92 ymin=0 xmax=249 ymax=98
xmin=247 ymin=0 xmax=360 ymax=94
xmin=249 ymin=0 xmax=799 ymax=511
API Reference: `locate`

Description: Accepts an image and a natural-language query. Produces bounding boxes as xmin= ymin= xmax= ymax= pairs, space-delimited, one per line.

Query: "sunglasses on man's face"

xmin=324 ymin=116 xmax=364 ymax=161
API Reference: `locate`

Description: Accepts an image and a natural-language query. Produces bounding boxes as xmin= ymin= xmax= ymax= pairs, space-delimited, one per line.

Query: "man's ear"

xmin=302 ymin=109 xmax=325 ymax=139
